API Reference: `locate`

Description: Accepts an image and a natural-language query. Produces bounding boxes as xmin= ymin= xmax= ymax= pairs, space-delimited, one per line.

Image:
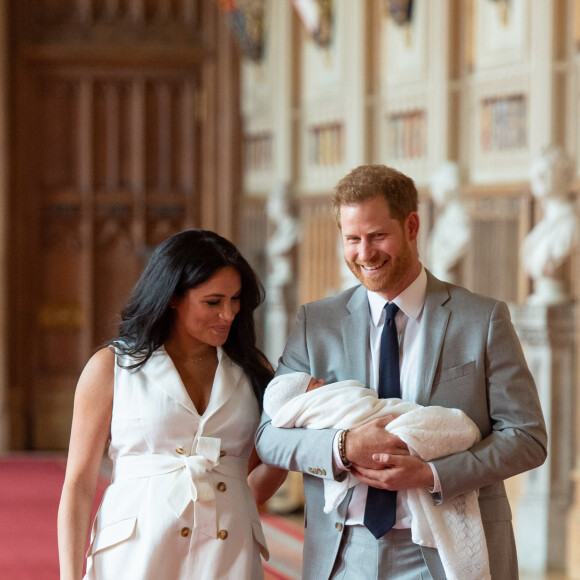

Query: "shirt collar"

xmin=367 ymin=266 xmax=427 ymax=326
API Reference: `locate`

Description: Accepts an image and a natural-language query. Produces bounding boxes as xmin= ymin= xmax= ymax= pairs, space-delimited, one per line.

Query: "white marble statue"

xmin=264 ymin=182 xmax=299 ymax=363
xmin=426 ymin=161 xmax=471 ymax=283
xmin=521 ymin=146 xmax=579 ymax=306
xmin=266 ymin=182 xmax=300 ymax=289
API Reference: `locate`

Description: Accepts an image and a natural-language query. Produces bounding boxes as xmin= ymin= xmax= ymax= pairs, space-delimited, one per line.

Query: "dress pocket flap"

xmin=251 ymin=519 xmax=269 ymax=561
xmin=86 ymin=516 xmax=137 ymax=557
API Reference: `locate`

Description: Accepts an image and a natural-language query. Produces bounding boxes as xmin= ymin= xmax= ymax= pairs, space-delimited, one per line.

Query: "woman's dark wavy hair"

xmin=108 ymin=229 xmax=273 ymax=408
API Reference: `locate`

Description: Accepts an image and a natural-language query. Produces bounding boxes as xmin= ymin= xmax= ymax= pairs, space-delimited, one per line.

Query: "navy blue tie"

xmin=363 ymin=302 xmax=400 ymax=539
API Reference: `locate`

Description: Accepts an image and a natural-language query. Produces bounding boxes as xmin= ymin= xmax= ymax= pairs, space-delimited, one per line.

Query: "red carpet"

xmin=0 ymin=455 xmax=107 ymax=580
xmin=0 ymin=454 xmax=303 ymax=580
xmin=261 ymin=512 xmax=304 ymax=579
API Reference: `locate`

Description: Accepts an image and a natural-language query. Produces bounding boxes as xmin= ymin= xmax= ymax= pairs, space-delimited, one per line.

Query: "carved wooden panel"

xmin=94 ymin=213 xmax=139 ymax=345
xmin=15 ymin=0 xmax=203 ymax=45
xmin=10 ymin=0 xmax=240 ymax=449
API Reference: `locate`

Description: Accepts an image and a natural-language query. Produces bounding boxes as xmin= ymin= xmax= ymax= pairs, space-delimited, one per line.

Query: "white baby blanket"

xmin=266 ymin=379 xmax=491 ymax=580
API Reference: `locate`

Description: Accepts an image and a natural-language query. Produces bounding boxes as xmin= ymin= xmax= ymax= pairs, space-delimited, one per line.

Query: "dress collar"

xmin=143 ymin=346 xmax=243 ymax=419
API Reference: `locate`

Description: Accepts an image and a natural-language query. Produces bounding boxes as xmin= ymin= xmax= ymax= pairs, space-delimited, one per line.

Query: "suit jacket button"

xmin=320 ymin=469 xmax=327 ymax=476
xmin=335 ymin=523 xmax=343 ymax=532
xmin=218 ymin=529 xmax=228 ymax=540
xmin=175 ymin=447 xmax=186 ymax=455
xmin=180 ymin=527 xmax=191 ymax=537
xmin=217 ymin=481 xmax=227 ymax=492
xmin=220 ymin=450 xmax=227 ymax=457
xmin=308 ymin=467 xmax=314 ymax=474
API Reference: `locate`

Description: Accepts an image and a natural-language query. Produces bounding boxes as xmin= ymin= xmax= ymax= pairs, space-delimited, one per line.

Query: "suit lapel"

xmin=415 ymin=271 xmax=451 ymax=406
xmin=341 ymin=285 xmax=370 ymax=386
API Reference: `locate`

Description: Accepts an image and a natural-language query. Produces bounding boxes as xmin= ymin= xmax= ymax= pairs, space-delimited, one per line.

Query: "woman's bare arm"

xmin=247 ymin=447 xmax=287 ymax=506
xmin=57 ymin=347 xmax=115 ymax=580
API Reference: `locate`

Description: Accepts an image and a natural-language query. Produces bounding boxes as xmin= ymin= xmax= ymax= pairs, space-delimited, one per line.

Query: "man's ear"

xmin=406 ymin=212 xmax=420 ymax=241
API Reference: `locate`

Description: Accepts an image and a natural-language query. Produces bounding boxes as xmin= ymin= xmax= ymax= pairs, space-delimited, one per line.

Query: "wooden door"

xmin=9 ymin=0 xmax=241 ymax=449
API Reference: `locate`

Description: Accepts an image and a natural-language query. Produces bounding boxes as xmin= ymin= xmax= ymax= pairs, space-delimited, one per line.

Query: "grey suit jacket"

xmin=255 ymin=271 xmax=547 ymax=580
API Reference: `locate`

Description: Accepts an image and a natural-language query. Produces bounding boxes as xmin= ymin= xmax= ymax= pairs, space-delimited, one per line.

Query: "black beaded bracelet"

xmin=338 ymin=429 xmax=352 ymax=468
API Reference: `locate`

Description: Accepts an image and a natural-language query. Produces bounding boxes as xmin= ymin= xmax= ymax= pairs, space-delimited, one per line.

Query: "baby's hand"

xmin=306 ymin=377 xmax=325 ymax=392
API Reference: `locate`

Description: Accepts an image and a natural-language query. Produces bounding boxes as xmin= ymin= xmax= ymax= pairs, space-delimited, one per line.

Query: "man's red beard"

xmin=345 ymin=240 xmax=414 ymax=294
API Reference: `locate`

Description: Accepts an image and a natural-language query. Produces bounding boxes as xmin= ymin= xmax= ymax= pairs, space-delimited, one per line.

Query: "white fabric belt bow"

xmin=112 ymin=437 xmax=248 ymax=538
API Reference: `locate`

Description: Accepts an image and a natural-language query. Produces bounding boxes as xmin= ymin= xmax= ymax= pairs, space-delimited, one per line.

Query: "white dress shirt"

xmin=333 ymin=266 xmax=440 ymax=528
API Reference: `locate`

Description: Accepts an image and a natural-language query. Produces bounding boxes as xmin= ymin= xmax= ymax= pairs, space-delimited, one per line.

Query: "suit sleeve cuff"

xmin=428 ymin=461 xmax=441 ymax=494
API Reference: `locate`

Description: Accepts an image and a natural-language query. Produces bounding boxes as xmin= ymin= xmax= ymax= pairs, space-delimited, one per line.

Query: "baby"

xmin=263 ymin=372 xmax=324 ymax=416
xmin=264 ymin=372 xmax=491 ymax=580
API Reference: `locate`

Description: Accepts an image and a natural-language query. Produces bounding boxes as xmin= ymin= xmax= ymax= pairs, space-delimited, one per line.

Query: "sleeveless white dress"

xmin=83 ymin=346 xmax=268 ymax=580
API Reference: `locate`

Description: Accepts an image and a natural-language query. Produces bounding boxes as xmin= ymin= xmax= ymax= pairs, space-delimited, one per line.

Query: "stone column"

xmin=264 ymin=285 xmax=290 ymax=365
xmin=569 ymin=456 xmax=580 ymax=579
xmin=568 ymin=307 xmax=580 ymax=580
xmin=510 ymin=304 xmax=577 ymax=574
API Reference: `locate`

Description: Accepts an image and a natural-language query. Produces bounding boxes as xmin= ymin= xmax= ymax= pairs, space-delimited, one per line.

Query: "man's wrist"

xmin=338 ymin=429 xmax=352 ymax=468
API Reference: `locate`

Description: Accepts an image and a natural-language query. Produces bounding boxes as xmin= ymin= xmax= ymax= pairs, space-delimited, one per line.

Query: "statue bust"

xmin=427 ymin=161 xmax=471 ymax=283
xmin=266 ymin=182 xmax=299 ymax=290
xmin=521 ymin=146 xmax=579 ymax=305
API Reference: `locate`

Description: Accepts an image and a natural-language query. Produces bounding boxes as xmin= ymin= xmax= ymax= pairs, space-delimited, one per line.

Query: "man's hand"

xmin=344 ymin=417 xmax=409 ymax=469
xmin=351 ymin=454 xmax=434 ymax=490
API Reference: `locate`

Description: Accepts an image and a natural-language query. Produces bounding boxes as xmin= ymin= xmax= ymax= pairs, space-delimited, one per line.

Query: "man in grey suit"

xmin=255 ymin=164 xmax=547 ymax=579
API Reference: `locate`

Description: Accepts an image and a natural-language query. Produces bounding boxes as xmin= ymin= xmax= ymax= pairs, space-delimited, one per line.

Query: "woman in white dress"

xmin=58 ymin=229 xmax=287 ymax=580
